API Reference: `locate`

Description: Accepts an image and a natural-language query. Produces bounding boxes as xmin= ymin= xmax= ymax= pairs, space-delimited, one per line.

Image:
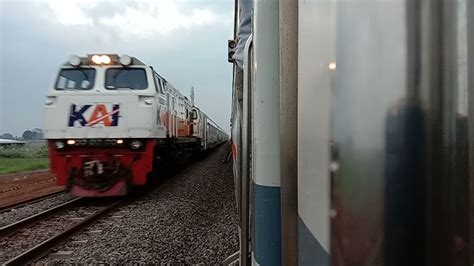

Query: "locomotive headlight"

xmin=116 ymin=139 xmax=124 ymax=144
xmin=119 ymin=55 xmax=132 ymax=66
xmin=101 ymin=55 xmax=111 ymax=64
xmin=67 ymin=139 xmax=76 ymax=145
xmin=69 ymin=55 xmax=81 ymax=66
xmin=90 ymin=54 xmax=115 ymax=65
xmin=130 ymin=140 xmax=142 ymax=150
xmin=55 ymin=141 xmax=65 ymax=149
xmin=92 ymin=55 xmax=102 ymax=64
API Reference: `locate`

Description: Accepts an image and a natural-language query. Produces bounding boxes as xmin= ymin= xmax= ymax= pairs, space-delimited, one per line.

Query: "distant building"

xmin=0 ymin=138 xmax=26 ymax=147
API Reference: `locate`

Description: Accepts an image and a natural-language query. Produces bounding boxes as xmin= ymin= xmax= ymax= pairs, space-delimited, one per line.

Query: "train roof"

xmin=61 ymin=54 xmax=145 ymax=66
xmin=0 ymin=139 xmax=26 ymax=144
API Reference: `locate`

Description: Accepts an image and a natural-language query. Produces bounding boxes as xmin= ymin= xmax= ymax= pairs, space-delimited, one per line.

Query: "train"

xmin=43 ymin=54 xmax=228 ymax=197
xmin=226 ymin=0 xmax=472 ymax=265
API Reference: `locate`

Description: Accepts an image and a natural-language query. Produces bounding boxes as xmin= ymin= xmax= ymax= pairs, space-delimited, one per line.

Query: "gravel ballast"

xmin=0 ymin=199 xmax=116 ymax=263
xmin=40 ymin=145 xmax=239 ymax=264
xmin=0 ymin=193 xmax=74 ymax=227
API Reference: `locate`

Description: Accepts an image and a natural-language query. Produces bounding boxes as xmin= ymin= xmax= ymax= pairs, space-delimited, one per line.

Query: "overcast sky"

xmin=0 ymin=0 xmax=233 ymax=136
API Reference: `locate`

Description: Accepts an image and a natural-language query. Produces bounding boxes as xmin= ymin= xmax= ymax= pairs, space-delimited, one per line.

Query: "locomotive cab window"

xmin=55 ymin=68 xmax=95 ymax=90
xmin=105 ymin=68 xmax=148 ymax=90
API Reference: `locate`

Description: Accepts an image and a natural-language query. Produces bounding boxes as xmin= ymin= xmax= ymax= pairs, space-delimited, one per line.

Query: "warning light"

xmin=119 ymin=55 xmax=132 ymax=66
xmin=69 ymin=55 xmax=81 ymax=66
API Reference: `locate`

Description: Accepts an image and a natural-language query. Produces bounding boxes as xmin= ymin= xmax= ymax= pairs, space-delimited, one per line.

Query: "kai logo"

xmin=68 ymin=104 xmax=120 ymax=127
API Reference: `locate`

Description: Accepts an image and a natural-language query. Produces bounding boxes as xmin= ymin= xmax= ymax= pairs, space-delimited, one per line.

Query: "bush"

xmin=0 ymin=144 xmax=49 ymax=159
xmin=0 ymin=147 xmax=27 ymax=158
xmin=33 ymin=145 xmax=49 ymax=158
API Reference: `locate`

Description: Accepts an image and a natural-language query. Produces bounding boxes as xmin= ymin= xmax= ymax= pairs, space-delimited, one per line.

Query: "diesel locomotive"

xmin=44 ymin=54 xmax=227 ymax=197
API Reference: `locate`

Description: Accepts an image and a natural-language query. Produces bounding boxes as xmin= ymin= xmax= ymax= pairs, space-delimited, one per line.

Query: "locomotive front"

xmin=44 ymin=54 xmax=165 ymax=197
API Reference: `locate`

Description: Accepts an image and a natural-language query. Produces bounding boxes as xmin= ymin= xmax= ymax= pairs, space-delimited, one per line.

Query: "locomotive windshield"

xmin=55 ymin=69 xmax=95 ymax=90
xmin=105 ymin=68 xmax=148 ymax=90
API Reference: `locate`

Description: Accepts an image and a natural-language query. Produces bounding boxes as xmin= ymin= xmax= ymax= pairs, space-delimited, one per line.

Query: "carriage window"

xmin=55 ymin=69 xmax=95 ymax=90
xmin=105 ymin=68 xmax=148 ymax=90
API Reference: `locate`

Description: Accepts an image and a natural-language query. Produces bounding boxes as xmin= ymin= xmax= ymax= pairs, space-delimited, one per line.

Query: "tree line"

xmin=0 ymin=128 xmax=44 ymax=140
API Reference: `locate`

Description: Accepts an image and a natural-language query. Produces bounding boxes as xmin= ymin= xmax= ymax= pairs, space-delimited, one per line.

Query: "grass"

xmin=0 ymin=143 xmax=49 ymax=174
xmin=0 ymin=157 xmax=49 ymax=175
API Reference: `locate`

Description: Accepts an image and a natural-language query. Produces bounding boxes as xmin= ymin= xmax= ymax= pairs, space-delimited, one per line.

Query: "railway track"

xmin=0 ymin=178 xmax=56 ymax=193
xmin=0 ymin=170 xmax=54 ymax=194
xmin=0 ymin=197 xmax=124 ymax=264
xmin=0 ymin=190 xmax=66 ymax=213
xmin=0 ymin=170 xmax=65 ymax=212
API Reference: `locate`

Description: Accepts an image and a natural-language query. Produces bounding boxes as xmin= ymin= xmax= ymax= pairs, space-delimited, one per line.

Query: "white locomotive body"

xmin=44 ymin=54 xmax=228 ymax=197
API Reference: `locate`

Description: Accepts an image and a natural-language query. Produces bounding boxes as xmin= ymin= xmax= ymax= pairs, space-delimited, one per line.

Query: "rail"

xmin=3 ymin=199 xmax=124 ymax=265
xmin=0 ymin=197 xmax=83 ymax=238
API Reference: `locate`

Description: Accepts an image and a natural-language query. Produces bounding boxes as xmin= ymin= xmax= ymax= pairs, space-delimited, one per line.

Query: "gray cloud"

xmin=0 ymin=0 xmax=233 ymax=136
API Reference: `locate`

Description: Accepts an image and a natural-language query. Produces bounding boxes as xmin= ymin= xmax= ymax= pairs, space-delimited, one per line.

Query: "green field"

xmin=0 ymin=143 xmax=49 ymax=174
xmin=0 ymin=157 xmax=49 ymax=174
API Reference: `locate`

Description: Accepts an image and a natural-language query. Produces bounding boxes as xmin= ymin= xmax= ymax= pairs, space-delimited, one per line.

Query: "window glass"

xmin=105 ymin=68 xmax=148 ymax=90
xmin=55 ymin=69 xmax=95 ymax=90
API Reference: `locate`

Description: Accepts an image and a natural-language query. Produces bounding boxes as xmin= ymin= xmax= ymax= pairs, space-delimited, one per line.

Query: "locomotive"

xmin=44 ymin=54 xmax=228 ymax=197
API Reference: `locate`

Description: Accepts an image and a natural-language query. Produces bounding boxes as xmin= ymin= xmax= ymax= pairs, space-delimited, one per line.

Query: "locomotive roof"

xmin=62 ymin=55 xmax=145 ymax=66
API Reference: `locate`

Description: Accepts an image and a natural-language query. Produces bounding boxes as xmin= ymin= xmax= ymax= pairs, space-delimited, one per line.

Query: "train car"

xmin=226 ymin=0 xmax=472 ymax=265
xmin=44 ymin=54 xmax=227 ymax=197
xmin=0 ymin=139 xmax=26 ymax=147
xmin=191 ymin=107 xmax=228 ymax=150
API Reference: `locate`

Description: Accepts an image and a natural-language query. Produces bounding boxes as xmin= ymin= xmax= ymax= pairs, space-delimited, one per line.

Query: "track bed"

xmin=0 ymin=145 xmax=238 ymax=264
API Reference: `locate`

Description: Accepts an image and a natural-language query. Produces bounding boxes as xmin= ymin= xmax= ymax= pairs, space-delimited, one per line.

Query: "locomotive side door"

xmin=203 ymin=115 xmax=208 ymax=150
xmin=171 ymin=96 xmax=176 ymax=136
xmin=153 ymin=71 xmax=166 ymax=128
xmin=166 ymin=93 xmax=171 ymax=136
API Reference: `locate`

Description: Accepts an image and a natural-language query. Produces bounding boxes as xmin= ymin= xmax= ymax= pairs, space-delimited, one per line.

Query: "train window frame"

xmin=55 ymin=68 xmax=96 ymax=90
xmin=160 ymin=79 xmax=166 ymax=94
xmin=153 ymin=72 xmax=165 ymax=94
xmin=152 ymin=72 xmax=159 ymax=93
xmin=104 ymin=68 xmax=148 ymax=90
xmin=192 ymin=110 xmax=199 ymax=120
